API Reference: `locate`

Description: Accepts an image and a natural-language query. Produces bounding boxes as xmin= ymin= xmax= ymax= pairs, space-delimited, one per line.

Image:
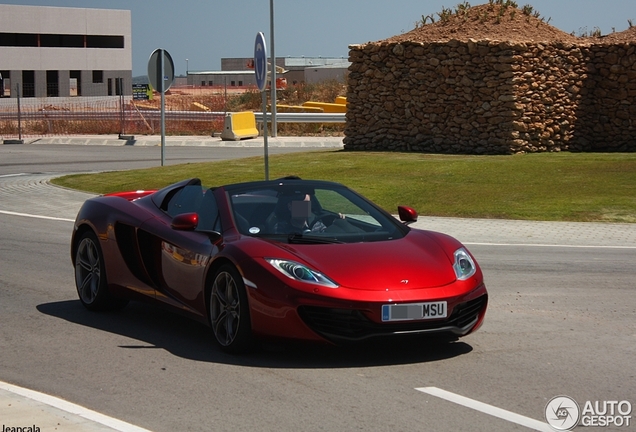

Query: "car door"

xmin=138 ymin=185 xmax=222 ymax=320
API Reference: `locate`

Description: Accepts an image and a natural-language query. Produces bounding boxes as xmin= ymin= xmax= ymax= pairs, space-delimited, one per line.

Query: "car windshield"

xmin=227 ymin=181 xmax=407 ymax=243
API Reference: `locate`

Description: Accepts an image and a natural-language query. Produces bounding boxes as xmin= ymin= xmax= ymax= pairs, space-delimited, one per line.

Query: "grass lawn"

xmin=51 ymin=150 xmax=636 ymax=223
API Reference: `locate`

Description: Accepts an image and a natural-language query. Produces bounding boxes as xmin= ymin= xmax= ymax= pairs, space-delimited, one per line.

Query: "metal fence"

xmin=0 ymin=86 xmax=231 ymax=139
xmin=0 ymin=86 xmax=346 ymax=140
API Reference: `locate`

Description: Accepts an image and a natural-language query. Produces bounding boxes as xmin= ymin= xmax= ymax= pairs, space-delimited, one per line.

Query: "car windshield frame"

xmin=224 ymin=180 xmax=409 ymax=243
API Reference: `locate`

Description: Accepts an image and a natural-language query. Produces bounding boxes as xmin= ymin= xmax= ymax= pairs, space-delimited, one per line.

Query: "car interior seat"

xmin=196 ymin=189 xmax=220 ymax=232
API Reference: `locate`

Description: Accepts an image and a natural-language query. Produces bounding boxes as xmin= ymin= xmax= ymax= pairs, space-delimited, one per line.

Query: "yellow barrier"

xmin=334 ymin=96 xmax=347 ymax=105
xmin=276 ymin=104 xmax=323 ymax=113
xmin=191 ymin=102 xmax=210 ymax=112
xmin=302 ymin=101 xmax=347 ymax=113
xmin=220 ymin=111 xmax=259 ymax=141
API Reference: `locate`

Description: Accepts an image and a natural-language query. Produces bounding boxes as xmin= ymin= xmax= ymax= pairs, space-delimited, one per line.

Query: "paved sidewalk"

xmin=411 ymin=216 xmax=636 ymax=248
xmin=0 ymin=381 xmax=150 ymax=432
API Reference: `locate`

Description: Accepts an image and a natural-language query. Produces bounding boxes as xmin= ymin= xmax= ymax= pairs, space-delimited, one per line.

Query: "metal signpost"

xmin=254 ymin=32 xmax=269 ymax=180
xmin=269 ymin=0 xmax=277 ymax=137
xmin=147 ymin=48 xmax=175 ymax=166
xmin=16 ymin=84 xmax=22 ymax=142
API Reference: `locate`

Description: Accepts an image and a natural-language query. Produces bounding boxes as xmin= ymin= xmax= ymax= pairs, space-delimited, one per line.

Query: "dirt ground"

xmin=382 ymin=3 xmax=635 ymax=44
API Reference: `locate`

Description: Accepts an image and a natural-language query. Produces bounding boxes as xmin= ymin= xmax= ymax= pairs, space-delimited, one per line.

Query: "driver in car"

xmin=274 ymin=193 xmax=343 ymax=234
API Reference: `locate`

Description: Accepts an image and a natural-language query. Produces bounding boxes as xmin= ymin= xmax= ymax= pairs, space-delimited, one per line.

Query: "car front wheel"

xmin=209 ymin=264 xmax=252 ymax=353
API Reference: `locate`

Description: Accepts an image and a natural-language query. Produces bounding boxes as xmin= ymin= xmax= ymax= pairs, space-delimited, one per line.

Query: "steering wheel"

xmin=308 ymin=212 xmax=337 ymax=230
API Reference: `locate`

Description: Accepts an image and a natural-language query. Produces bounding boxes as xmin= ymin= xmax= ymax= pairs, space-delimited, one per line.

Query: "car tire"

xmin=74 ymin=230 xmax=128 ymax=311
xmin=209 ymin=264 xmax=253 ymax=353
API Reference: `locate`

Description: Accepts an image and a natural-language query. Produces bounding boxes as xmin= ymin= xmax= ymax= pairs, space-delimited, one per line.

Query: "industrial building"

xmin=0 ymin=4 xmax=132 ymax=98
xmin=186 ymin=57 xmax=350 ymax=88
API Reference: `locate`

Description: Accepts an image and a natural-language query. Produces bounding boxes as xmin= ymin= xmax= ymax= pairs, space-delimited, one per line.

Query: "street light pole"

xmin=186 ymin=58 xmax=189 ymax=75
xmin=270 ymin=0 xmax=277 ymax=137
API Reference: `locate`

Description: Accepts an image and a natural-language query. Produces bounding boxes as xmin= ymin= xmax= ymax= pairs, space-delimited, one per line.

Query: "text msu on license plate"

xmin=382 ymin=301 xmax=447 ymax=322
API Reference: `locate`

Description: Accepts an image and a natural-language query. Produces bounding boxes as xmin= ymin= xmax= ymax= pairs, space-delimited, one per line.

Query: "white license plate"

xmin=382 ymin=301 xmax=447 ymax=322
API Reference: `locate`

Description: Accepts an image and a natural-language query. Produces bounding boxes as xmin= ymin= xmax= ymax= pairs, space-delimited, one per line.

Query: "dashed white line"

xmin=0 ymin=209 xmax=74 ymax=222
xmin=416 ymin=386 xmax=554 ymax=432
xmin=0 ymin=380 xmax=153 ymax=432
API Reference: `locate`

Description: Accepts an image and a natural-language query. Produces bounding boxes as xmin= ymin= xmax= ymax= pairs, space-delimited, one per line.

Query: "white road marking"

xmin=0 ymin=173 xmax=28 ymax=178
xmin=416 ymin=387 xmax=553 ymax=432
xmin=465 ymin=241 xmax=636 ymax=249
xmin=0 ymin=209 xmax=74 ymax=222
xmin=0 ymin=380 xmax=153 ymax=432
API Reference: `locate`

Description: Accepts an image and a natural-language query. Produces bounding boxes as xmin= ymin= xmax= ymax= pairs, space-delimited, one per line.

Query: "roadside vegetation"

xmin=52 ymin=151 xmax=636 ymax=223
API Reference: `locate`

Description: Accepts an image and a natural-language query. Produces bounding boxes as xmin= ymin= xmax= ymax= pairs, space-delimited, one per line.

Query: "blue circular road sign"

xmin=254 ymin=32 xmax=268 ymax=92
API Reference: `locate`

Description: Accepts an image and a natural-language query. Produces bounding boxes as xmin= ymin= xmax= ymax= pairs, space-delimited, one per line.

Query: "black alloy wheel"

xmin=74 ymin=230 xmax=127 ymax=311
xmin=209 ymin=264 xmax=252 ymax=353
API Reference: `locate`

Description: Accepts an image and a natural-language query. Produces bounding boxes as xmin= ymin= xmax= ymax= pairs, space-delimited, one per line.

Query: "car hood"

xmin=268 ymin=230 xmax=457 ymax=290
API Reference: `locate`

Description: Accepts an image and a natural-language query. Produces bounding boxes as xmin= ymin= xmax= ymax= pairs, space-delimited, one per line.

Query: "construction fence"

xmin=0 ymin=85 xmax=232 ymax=139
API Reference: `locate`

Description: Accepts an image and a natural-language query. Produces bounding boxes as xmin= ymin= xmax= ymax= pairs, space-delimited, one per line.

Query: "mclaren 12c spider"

xmin=71 ymin=177 xmax=487 ymax=352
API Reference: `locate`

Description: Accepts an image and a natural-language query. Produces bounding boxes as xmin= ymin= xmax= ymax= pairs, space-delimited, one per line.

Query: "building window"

xmin=201 ymin=81 xmax=206 ymax=86
xmin=0 ymin=33 xmax=37 ymax=47
xmin=61 ymin=34 xmax=84 ymax=47
xmin=86 ymin=35 xmax=124 ymax=49
xmin=0 ymin=70 xmax=8 ymax=98
xmin=70 ymin=70 xmax=81 ymax=96
xmin=93 ymin=70 xmax=103 ymax=84
xmin=22 ymin=70 xmax=35 ymax=97
xmin=40 ymin=34 xmax=62 ymax=47
xmin=208 ymin=81 xmax=213 ymax=86
xmin=231 ymin=81 xmax=235 ymax=86
xmin=46 ymin=70 xmax=59 ymax=97
xmin=0 ymin=32 xmax=122 ymax=48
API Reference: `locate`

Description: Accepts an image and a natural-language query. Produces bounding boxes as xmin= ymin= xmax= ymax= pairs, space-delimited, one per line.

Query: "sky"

xmin=4 ymin=0 xmax=635 ymax=76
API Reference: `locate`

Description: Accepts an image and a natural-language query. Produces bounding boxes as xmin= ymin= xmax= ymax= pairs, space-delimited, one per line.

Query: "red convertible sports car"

xmin=72 ymin=177 xmax=487 ymax=353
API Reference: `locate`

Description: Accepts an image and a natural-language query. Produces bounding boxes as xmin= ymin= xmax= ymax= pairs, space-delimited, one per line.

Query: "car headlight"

xmin=453 ymin=248 xmax=476 ymax=280
xmin=265 ymin=258 xmax=338 ymax=288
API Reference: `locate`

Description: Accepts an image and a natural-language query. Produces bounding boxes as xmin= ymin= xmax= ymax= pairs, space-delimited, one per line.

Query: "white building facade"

xmin=0 ymin=4 xmax=132 ymax=98
xmin=186 ymin=57 xmax=350 ymax=88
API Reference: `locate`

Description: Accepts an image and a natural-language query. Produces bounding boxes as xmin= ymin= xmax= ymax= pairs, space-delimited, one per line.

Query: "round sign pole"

xmin=147 ymin=48 xmax=174 ymax=166
xmin=269 ymin=0 xmax=277 ymax=138
xmin=160 ymin=50 xmax=166 ymax=166
xmin=254 ymin=32 xmax=269 ymax=180
xmin=261 ymin=91 xmax=269 ymax=181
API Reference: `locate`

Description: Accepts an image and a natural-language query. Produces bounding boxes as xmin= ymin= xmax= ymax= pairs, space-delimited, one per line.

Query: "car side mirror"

xmin=171 ymin=212 xmax=198 ymax=230
xmin=398 ymin=206 xmax=418 ymax=224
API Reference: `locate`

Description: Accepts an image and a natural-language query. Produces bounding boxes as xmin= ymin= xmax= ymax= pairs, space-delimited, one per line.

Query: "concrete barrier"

xmin=220 ymin=111 xmax=259 ymax=141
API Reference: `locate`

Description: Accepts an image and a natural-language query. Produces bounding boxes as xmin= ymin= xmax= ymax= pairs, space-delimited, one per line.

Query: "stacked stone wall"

xmin=574 ymin=44 xmax=636 ymax=151
xmin=344 ymin=39 xmax=636 ymax=154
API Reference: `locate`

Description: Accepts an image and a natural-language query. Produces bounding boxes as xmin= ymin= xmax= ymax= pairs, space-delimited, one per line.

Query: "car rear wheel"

xmin=74 ymin=230 xmax=128 ymax=311
xmin=209 ymin=264 xmax=252 ymax=353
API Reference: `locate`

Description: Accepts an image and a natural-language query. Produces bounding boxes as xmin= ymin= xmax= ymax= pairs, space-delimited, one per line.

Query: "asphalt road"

xmin=1 ymin=144 xmax=634 ymax=432
xmin=0 ymin=142 xmax=322 ymax=175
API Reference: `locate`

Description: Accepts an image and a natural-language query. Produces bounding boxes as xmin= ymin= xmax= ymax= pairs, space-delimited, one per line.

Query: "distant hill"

xmin=133 ymin=75 xmax=149 ymax=85
xmin=133 ymin=75 xmax=186 ymax=85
